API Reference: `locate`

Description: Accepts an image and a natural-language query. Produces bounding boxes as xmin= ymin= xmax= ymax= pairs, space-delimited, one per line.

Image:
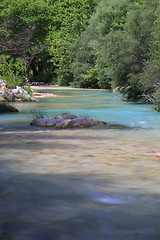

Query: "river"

xmin=0 ymin=88 xmax=160 ymax=240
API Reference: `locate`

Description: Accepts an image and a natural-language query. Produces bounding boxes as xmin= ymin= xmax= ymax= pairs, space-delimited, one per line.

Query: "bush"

xmin=23 ymin=86 xmax=33 ymax=95
xmin=0 ymin=57 xmax=24 ymax=88
xmin=31 ymin=110 xmax=48 ymax=119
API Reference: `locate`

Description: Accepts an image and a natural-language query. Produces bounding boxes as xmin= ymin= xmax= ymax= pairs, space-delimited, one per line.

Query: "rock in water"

xmin=30 ymin=114 xmax=107 ymax=128
xmin=0 ymin=80 xmax=37 ymax=102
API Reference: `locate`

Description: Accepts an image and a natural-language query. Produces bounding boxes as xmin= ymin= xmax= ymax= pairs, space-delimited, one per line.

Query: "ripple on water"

xmin=94 ymin=195 xmax=127 ymax=204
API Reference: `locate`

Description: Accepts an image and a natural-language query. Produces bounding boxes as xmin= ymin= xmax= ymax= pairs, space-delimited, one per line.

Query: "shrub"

xmin=23 ymin=86 xmax=33 ymax=95
xmin=31 ymin=110 xmax=48 ymax=119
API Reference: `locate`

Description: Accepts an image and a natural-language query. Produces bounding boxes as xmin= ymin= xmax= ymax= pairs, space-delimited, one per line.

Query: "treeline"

xmin=0 ymin=0 xmax=99 ymax=86
xmin=0 ymin=0 xmax=160 ymax=110
xmin=70 ymin=0 xmax=160 ymax=110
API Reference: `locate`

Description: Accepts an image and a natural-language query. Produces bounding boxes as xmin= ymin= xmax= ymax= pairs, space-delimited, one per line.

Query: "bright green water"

xmin=0 ymin=89 xmax=160 ymax=240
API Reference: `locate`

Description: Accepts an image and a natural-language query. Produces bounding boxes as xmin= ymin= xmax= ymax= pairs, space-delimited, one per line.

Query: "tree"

xmin=70 ymin=0 xmax=139 ymax=89
xmin=138 ymin=6 xmax=160 ymax=110
xmin=47 ymin=0 xmax=100 ymax=86
xmin=70 ymin=0 xmax=160 ymax=104
xmin=70 ymin=26 xmax=98 ymax=88
xmin=0 ymin=0 xmax=54 ymax=83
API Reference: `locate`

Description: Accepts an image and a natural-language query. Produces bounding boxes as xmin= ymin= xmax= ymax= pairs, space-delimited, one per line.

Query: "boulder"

xmin=0 ymin=80 xmax=6 ymax=94
xmin=45 ymin=118 xmax=62 ymax=126
xmin=69 ymin=118 xmax=106 ymax=128
xmin=0 ymin=79 xmax=37 ymax=102
xmin=12 ymin=86 xmax=37 ymax=101
xmin=55 ymin=119 xmax=72 ymax=128
xmin=0 ymin=96 xmax=5 ymax=102
xmin=55 ymin=114 xmax=77 ymax=120
xmin=30 ymin=114 xmax=107 ymax=128
xmin=1 ymin=86 xmax=37 ymax=102
xmin=30 ymin=118 xmax=61 ymax=126
xmin=30 ymin=118 xmax=47 ymax=126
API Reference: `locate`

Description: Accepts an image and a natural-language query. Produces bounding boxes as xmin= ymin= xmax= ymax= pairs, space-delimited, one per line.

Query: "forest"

xmin=0 ymin=0 xmax=160 ymax=110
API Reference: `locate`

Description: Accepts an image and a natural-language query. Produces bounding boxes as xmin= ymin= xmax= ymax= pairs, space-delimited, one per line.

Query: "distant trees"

xmin=70 ymin=0 xmax=145 ymax=90
xmin=138 ymin=7 xmax=160 ymax=110
xmin=0 ymin=0 xmax=54 ymax=83
xmin=0 ymin=0 xmax=99 ymax=85
xmin=47 ymin=0 xmax=100 ymax=86
xmin=70 ymin=0 xmax=160 ymax=110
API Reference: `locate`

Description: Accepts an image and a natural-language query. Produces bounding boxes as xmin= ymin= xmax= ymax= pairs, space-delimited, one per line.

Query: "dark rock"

xmin=30 ymin=118 xmax=61 ymax=126
xmin=30 ymin=114 xmax=107 ymax=128
xmin=55 ymin=119 xmax=72 ymax=128
xmin=55 ymin=114 xmax=77 ymax=120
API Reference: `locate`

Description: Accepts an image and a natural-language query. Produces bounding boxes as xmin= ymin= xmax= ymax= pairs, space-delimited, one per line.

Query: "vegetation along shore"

xmin=0 ymin=0 xmax=160 ymax=110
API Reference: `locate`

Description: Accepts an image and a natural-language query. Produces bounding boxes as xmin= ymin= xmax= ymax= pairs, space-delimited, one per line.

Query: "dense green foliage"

xmin=70 ymin=0 xmax=160 ymax=110
xmin=0 ymin=0 xmax=54 ymax=83
xmin=0 ymin=0 xmax=99 ymax=86
xmin=1 ymin=0 xmax=160 ymax=110
xmin=47 ymin=0 xmax=100 ymax=85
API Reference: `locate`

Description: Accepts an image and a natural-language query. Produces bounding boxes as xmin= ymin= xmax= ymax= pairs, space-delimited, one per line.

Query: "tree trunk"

xmin=30 ymin=60 xmax=38 ymax=78
xmin=24 ymin=59 xmax=30 ymax=85
xmin=38 ymin=61 xmax=43 ymax=74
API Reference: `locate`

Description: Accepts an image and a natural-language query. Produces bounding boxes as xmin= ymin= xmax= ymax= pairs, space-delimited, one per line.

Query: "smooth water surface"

xmin=0 ymin=89 xmax=160 ymax=240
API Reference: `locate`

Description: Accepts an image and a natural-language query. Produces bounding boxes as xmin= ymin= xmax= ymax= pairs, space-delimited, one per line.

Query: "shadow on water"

xmin=0 ymin=121 xmax=141 ymax=134
xmin=0 ymin=128 xmax=160 ymax=240
xmin=0 ymin=125 xmax=142 ymax=153
xmin=1 ymin=168 xmax=160 ymax=240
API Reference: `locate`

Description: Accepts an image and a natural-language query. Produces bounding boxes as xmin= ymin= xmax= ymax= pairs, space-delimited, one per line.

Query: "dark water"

xmin=0 ymin=89 xmax=160 ymax=239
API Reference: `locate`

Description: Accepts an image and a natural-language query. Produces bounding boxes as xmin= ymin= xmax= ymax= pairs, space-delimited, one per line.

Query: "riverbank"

xmin=0 ymin=81 xmax=109 ymax=101
xmin=31 ymin=85 xmax=109 ymax=99
xmin=31 ymin=85 xmax=108 ymax=91
xmin=0 ymin=80 xmax=37 ymax=102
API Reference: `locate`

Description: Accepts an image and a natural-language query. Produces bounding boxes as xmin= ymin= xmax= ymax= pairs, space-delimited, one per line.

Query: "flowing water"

xmin=0 ymin=88 xmax=160 ymax=240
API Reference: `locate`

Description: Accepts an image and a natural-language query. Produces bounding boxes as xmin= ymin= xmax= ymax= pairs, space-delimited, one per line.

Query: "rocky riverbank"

xmin=0 ymin=79 xmax=109 ymax=102
xmin=0 ymin=80 xmax=37 ymax=102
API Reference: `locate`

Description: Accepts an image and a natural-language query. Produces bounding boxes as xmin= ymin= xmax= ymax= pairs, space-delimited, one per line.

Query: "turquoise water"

xmin=0 ymin=89 xmax=160 ymax=129
xmin=1 ymin=89 xmax=160 ymax=240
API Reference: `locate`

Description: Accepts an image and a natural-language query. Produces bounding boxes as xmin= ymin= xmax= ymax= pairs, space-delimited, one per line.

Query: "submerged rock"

xmin=30 ymin=114 xmax=107 ymax=129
